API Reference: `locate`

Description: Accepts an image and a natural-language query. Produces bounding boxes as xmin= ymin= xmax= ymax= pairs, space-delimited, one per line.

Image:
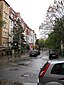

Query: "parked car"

xmin=29 ymin=50 xmax=40 ymax=57
xmin=29 ymin=50 xmax=37 ymax=57
xmin=49 ymin=50 xmax=58 ymax=60
xmin=38 ymin=59 xmax=64 ymax=85
xmin=37 ymin=50 xmax=40 ymax=55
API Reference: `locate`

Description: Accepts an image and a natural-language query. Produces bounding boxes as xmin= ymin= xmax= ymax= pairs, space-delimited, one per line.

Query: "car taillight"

xmin=39 ymin=63 xmax=50 ymax=78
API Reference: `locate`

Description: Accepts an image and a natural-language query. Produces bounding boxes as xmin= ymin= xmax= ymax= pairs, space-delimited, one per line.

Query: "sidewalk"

xmin=0 ymin=52 xmax=30 ymax=65
xmin=0 ymin=80 xmax=37 ymax=85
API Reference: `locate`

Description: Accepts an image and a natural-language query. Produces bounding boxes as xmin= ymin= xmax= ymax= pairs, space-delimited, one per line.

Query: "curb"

xmin=0 ymin=80 xmax=37 ymax=85
xmin=0 ymin=54 xmax=30 ymax=64
xmin=12 ymin=56 xmax=30 ymax=62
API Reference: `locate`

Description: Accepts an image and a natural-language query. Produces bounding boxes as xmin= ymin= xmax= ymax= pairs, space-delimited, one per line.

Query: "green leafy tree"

xmin=54 ymin=17 xmax=64 ymax=44
xmin=45 ymin=32 xmax=60 ymax=51
xmin=40 ymin=0 xmax=64 ymax=38
xmin=40 ymin=0 xmax=64 ymax=53
xmin=39 ymin=39 xmax=45 ymax=50
xmin=45 ymin=16 xmax=64 ymax=52
xmin=35 ymin=39 xmax=40 ymax=49
xmin=12 ymin=19 xmax=25 ymax=53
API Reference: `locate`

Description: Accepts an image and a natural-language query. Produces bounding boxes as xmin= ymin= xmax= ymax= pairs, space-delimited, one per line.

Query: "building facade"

xmin=9 ymin=7 xmax=16 ymax=48
xmin=0 ymin=0 xmax=36 ymax=52
xmin=0 ymin=0 xmax=10 ymax=47
xmin=25 ymin=25 xmax=36 ymax=50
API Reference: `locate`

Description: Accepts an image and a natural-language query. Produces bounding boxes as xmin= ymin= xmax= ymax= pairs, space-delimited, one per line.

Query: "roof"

xmin=0 ymin=0 xmax=10 ymax=6
xmin=48 ymin=58 xmax=64 ymax=64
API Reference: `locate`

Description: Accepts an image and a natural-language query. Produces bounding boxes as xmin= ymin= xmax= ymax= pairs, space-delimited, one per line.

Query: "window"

xmin=11 ymin=13 xmax=13 ymax=19
xmin=4 ymin=12 xmax=8 ymax=20
xmin=11 ymin=20 xmax=13 ymax=26
xmin=3 ymin=42 xmax=5 ymax=47
xmin=0 ymin=4 xmax=3 ymax=10
xmin=0 ymin=11 xmax=2 ymax=15
xmin=5 ymin=3 xmax=8 ymax=10
xmin=31 ymin=39 xmax=32 ymax=42
xmin=51 ymin=63 xmax=64 ymax=75
xmin=4 ymin=23 xmax=6 ymax=29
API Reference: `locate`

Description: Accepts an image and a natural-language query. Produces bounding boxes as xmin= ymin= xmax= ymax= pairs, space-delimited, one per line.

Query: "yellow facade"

xmin=0 ymin=0 xmax=10 ymax=47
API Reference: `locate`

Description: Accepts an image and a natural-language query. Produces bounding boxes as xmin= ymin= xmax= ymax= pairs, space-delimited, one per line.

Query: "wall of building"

xmin=2 ymin=0 xmax=9 ymax=47
xmin=0 ymin=0 xmax=36 ymax=50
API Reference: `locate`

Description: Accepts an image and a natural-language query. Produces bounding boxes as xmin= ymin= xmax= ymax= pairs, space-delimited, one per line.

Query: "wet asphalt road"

xmin=0 ymin=51 xmax=49 ymax=85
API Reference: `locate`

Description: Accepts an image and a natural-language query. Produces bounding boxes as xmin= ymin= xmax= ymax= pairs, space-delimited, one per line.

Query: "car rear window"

xmin=51 ymin=63 xmax=64 ymax=75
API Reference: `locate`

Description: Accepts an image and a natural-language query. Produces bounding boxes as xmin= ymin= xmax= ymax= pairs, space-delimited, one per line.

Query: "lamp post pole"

xmin=61 ymin=41 xmax=63 ymax=57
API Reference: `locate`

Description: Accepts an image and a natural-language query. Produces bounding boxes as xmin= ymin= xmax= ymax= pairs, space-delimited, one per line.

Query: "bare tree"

xmin=40 ymin=0 xmax=64 ymax=37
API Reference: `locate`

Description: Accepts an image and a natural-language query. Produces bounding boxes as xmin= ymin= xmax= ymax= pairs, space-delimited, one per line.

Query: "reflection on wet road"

xmin=0 ymin=51 xmax=49 ymax=85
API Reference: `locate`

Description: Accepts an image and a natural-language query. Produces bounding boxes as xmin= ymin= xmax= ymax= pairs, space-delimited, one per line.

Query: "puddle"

xmin=21 ymin=73 xmax=34 ymax=77
xmin=18 ymin=63 xmax=28 ymax=66
xmin=9 ymin=67 xmax=19 ymax=71
xmin=9 ymin=63 xmax=18 ymax=66
xmin=17 ymin=61 xmax=31 ymax=66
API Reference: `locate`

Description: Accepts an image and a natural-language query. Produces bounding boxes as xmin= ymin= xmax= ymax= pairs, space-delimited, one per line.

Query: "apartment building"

xmin=0 ymin=0 xmax=36 ymax=52
xmin=9 ymin=7 xmax=16 ymax=48
xmin=25 ymin=24 xmax=36 ymax=50
xmin=29 ymin=29 xmax=36 ymax=50
xmin=0 ymin=0 xmax=10 ymax=47
xmin=14 ymin=14 xmax=36 ymax=50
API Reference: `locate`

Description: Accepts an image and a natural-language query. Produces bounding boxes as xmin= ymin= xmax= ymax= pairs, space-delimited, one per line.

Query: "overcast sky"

xmin=6 ymin=0 xmax=54 ymax=38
